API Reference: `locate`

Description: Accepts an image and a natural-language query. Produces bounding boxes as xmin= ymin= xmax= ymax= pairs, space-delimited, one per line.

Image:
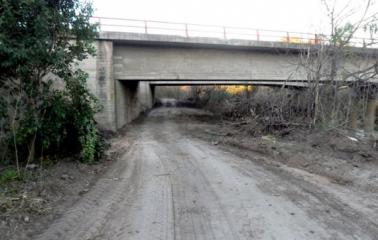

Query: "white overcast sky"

xmin=92 ymin=0 xmax=377 ymax=34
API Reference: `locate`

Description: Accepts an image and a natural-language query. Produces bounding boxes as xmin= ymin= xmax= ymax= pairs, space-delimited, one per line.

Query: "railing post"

xmin=223 ymin=26 xmax=227 ymax=39
xmin=185 ymin=24 xmax=189 ymax=37
xmin=256 ymin=29 xmax=260 ymax=41
xmin=286 ymin=32 xmax=290 ymax=43
xmin=144 ymin=21 xmax=148 ymax=34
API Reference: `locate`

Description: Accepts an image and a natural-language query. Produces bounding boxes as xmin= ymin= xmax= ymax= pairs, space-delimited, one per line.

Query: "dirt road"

xmin=35 ymin=107 xmax=378 ymax=240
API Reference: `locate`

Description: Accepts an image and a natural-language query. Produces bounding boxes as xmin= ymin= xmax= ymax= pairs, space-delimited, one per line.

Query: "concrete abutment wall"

xmin=115 ymin=80 xmax=154 ymax=129
xmin=80 ymin=40 xmax=155 ymax=132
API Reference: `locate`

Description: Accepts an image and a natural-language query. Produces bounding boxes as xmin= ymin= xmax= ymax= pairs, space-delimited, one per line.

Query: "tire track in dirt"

xmin=35 ymin=107 xmax=378 ymax=240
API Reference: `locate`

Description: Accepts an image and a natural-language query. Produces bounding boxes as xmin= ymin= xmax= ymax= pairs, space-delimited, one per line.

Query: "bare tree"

xmin=298 ymin=0 xmax=378 ymax=130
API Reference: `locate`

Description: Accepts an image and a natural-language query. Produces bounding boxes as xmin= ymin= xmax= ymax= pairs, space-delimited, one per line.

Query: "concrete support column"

xmin=115 ymin=81 xmax=154 ymax=130
xmin=115 ymin=80 xmax=135 ymax=129
xmin=365 ymin=99 xmax=378 ymax=133
xmin=244 ymin=85 xmax=252 ymax=99
xmin=95 ymin=40 xmax=115 ymax=131
xmin=137 ymin=81 xmax=154 ymax=110
xmin=150 ymin=85 xmax=156 ymax=105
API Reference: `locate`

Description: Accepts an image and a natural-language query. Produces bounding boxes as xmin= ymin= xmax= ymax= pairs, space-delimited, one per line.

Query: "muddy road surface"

xmin=35 ymin=107 xmax=378 ymax=240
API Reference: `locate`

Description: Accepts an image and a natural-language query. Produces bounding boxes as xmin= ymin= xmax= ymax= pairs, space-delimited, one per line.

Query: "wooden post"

xmin=365 ymin=99 xmax=378 ymax=133
xmin=349 ymin=99 xmax=358 ymax=130
xmin=286 ymin=32 xmax=290 ymax=43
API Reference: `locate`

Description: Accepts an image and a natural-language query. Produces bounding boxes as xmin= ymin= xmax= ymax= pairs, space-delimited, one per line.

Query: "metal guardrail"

xmin=91 ymin=16 xmax=374 ymax=47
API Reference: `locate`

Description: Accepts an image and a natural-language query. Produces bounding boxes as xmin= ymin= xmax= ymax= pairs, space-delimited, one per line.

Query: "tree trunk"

xmin=365 ymin=99 xmax=378 ymax=134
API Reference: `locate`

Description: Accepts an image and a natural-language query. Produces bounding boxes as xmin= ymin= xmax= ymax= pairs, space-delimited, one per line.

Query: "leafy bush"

xmin=0 ymin=72 xmax=103 ymax=166
xmin=0 ymin=169 xmax=19 ymax=184
xmin=65 ymin=70 xmax=102 ymax=163
xmin=0 ymin=0 xmax=103 ymax=170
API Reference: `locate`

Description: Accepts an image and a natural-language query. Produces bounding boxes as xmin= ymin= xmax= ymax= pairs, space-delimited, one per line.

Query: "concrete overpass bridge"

xmin=80 ymin=17 xmax=378 ymax=131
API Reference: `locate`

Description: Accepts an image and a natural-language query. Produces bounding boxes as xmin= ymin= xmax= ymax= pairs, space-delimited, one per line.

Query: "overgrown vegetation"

xmin=194 ymin=0 xmax=378 ymax=136
xmin=298 ymin=0 xmax=378 ymax=129
xmin=0 ymin=0 xmax=102 ymax=176
xmin=0 ymin=169 xmax=19 ymax=185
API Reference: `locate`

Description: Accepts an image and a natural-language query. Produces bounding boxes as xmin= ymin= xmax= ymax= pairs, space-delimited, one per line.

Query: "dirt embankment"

xmin=24 ymin=107 xmax=378 ymax=240
xmin=1 ymin=106 xmax=377 ymax=240
xmin=180 ymin=115 xmax=378 ymax=193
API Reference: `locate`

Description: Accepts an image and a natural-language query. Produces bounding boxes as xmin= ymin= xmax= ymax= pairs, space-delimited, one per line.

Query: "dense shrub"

xmin=0 ymin=0 xmax=102 ymax=172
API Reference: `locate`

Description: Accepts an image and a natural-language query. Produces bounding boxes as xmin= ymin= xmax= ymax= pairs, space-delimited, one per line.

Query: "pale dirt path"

xmin=35 ymin=107 xmax=378 ymax=240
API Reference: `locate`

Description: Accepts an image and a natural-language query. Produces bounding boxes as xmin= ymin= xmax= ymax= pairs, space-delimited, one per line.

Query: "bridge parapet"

xmin=92 ymin=16 xmax=376 ymax=48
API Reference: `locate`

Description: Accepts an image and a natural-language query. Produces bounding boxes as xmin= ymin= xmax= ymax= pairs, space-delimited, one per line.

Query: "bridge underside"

xmin=111 ymin=79 xmax=306 ymax=130
xmin=147 ymin=80 xmax=308 ymax=87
